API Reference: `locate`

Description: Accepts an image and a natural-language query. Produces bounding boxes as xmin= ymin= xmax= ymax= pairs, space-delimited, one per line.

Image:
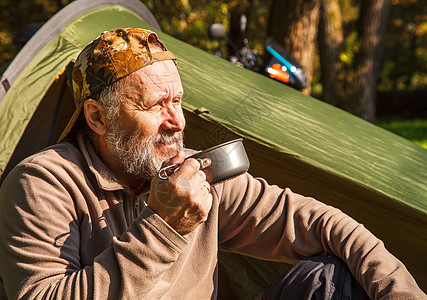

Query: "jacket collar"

xmin=76 ymin=132 xmax=193 ymax=194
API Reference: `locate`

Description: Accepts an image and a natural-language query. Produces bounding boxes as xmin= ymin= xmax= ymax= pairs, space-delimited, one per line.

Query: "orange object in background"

xmin=267 ymin=63 xmax=289 ymax=83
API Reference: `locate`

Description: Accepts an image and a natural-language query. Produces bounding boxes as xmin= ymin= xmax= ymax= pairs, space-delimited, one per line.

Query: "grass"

xmin=376 ymin=119 xmax=427 ymax=149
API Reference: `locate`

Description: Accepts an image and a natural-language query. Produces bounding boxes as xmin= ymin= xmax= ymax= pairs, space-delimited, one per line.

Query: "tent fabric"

xmin=0 ymin=0 xmax=160 ymax=103
xmin=0 ymin=0 xmax=425 ymax=296
xmin=0 ymin=0 xmax=160 ymax=181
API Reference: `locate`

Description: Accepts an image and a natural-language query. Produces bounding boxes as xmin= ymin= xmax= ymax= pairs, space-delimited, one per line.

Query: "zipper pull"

xmin=134 ymin=198 xmax=140 ymax=217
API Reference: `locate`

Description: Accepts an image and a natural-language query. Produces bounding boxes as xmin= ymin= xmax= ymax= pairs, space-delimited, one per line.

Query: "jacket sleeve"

xmin=216 ymin=173 xmax=425 ymax=299
xmin=0 ymin=162 xmax=187 ymax=299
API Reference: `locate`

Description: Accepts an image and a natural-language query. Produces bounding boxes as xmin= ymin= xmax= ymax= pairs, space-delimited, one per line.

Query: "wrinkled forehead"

xmin=119 ymin=60 xmax=183 ymax=107
xmin=140 ymin=60 xmax=182 ymax=85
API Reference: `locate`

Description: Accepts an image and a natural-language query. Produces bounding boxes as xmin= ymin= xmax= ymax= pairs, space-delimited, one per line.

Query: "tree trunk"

xmin=267 ymin=0 xmax=321 ymax=95
xmin=355 ymin=0 xmax=391 ymax=122
xmin=318 ymin=0 xmax=343 ymax=106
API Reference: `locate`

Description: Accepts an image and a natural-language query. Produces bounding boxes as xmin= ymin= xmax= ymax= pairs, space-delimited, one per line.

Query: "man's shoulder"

xmin=14 ymin=141 xmax=86 ymax=175
xmin=0 ymin=141 xmax=89 ymax=196
xmin=22 ymin=141 xmax=81 ymax=162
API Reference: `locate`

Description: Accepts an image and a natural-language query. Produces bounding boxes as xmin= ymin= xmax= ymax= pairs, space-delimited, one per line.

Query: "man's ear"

xmin=84 ymin=99 xmax=107 ymax=136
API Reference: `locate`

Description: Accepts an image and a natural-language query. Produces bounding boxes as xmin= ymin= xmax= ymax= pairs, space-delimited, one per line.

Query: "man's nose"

xmin=162 ymin=106 xmax=185 ymax=132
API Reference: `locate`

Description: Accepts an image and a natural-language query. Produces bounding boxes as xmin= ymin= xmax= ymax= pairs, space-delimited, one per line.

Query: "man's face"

xmin=105 ymin=60 xmax=186 ymax=180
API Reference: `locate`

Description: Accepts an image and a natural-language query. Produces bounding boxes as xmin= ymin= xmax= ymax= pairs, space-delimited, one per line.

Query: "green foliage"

xmin=142 ymin=0 xmax=228 ymax=53
xmin=0 ymin=0 xmax=425 ymax=105
xmin=379 ymin=0 xmax=427 ymax=90
xmin=377 ymin=119 xmax=427 ymax=149
xmin=141 ymin=0 xmax=269 ymax=56
xmin=337 ymin=0 xmax=360 ymax=68
xmin=339 ymin=31 xmax=359 ymax=65
xmin=0 ymin=0 xmax=73 ymax=67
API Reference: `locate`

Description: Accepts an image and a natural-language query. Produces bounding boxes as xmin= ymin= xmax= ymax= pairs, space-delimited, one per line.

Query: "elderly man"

xmin=0 ymin=28 xmax=424 ymax=299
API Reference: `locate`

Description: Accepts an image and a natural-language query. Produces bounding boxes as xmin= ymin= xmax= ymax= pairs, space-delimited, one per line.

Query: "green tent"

xmin=0 ymin=0 xmax=426 ymax=296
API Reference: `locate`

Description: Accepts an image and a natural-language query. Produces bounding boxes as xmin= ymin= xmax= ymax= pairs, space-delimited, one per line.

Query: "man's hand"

xmin=147 ymin=151 xmax=213 ymax=235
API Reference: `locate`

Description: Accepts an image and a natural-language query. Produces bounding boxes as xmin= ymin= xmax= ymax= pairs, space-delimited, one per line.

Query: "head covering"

xmin=58 ymin=28 xmax=176 ymax=142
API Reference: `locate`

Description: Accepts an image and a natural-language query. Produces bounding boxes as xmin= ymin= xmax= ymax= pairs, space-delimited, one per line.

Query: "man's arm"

xmin=0 ymin=162 xmax=187 ymax=299
xmin=216 ymin=173 xmax=425 ymax=299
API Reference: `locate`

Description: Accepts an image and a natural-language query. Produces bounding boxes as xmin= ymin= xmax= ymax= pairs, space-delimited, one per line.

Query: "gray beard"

xmin=105 ymin=125 xmax=183 ymax=181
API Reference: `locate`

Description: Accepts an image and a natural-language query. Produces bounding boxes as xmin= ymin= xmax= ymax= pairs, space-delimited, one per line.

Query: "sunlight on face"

xmin=106 ymin=121 xmax=183 ymax=180
xmin=104 ymin=60 xmax=185 ymax=180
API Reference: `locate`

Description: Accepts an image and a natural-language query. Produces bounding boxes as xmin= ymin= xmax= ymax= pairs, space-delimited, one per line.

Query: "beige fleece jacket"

xmin=0 ymin=133 xmax=424 ymax=299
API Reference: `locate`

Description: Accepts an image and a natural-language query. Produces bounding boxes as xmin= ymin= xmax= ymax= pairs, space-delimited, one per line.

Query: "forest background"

xmin=0 ymin=0 xmax=426 ymax=147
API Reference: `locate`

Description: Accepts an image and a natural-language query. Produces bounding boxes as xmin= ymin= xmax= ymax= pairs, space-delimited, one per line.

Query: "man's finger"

xmin=171 ymin=158 xmax=200 ymax=180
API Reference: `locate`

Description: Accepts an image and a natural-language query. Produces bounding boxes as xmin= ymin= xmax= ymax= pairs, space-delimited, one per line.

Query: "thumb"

xmin=157 ymin=151 xmax=186 ymax=181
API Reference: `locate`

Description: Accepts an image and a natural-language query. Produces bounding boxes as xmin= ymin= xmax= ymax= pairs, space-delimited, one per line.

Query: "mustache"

xmin=152 ymin=131 xmax=183 ymax=145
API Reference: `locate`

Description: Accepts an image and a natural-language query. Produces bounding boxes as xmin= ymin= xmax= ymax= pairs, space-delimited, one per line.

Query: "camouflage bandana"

xmin=58 ymin=28 xmax=176 ymax=142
